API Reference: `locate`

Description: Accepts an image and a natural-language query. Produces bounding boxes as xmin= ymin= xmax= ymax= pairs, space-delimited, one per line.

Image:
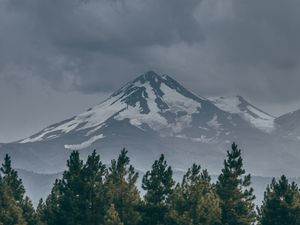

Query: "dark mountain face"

xmin=1 ymin=71 xmax=300 ymax=176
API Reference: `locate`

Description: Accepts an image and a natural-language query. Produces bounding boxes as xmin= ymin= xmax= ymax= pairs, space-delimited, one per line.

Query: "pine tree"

xmin=42 ymin=150 xmax=140 ymax=225
xmin=1 ymin=154 xmax=38 ymax=225
xmin=82 ymin=150 xmax=107 ymax=225
xmin=41 ymin=151 xmax=86 ymax=225
xmin=258 ymin=175 xmax=300 ymax=225
xmin=57 ymin=151 xmax=85 ymax=225
xmin=1 ymin=154 xmax=25 ymax=203
xmin=168 ymin=164 xmax=221 ymax=225
xmin=22 ymin=196 xmax=39 ymax=225
xmin=216 ymin=143 xmax=256 ymax=225
xmin=104 ymin=204 xmax=124 ymax=225
xmin=104 ymin=149 xmax=141 ymax=225
xmin=41 ymin=180 xmax=62 ymax=225
xmin=142 ymin=154 xmax=175 ymax=225
xmin=0 ymin=176 xmax=26 ymax=225
xmin=36 ymin=199 xmax=47 ymax=225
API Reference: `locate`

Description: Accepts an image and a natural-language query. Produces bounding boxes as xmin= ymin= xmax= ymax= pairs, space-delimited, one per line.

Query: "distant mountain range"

xmin=18 ymin=168 xmax=300 ymax=207
xmin=1 ymin=71 xmax=300 ymax=178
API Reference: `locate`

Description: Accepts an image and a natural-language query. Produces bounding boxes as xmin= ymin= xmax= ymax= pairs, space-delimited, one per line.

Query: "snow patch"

xmin=210 ymin=96 xmax=275 ymax=133
xmin=243 ymin=105 xmax=275 ymax=133
xmin=207 ymin=114 xmax=221 ymax=129
xmin=175 ymin=134 xmax=213 ymax=143
xmin=210 ymin=96 xmax=241 ymax=114
xmin=20 ymin=93 xmax=128 ymax=143
xmin=160 ymin=83 xmax=201 ymax=114
xmin=115 ymin=83 xmax=169 ymax=130
xmin=64 ymin=134 xmax=105 ymax=150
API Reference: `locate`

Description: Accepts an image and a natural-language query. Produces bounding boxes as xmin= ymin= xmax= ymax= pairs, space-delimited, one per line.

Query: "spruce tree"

xmin=168 ymin=164 xmax=221 ymax=225
xmin=258 ymin=175 xmax=300 ymax=225
xmin=142 ymin=154 xmax=175 ymax=225
xmin=216 ymin=143 xmax=256 ymax=225
xmin=104 ymin=149 xmax=141 ymax=225
xmin=104 ymin=204 xmax=124 ymax=225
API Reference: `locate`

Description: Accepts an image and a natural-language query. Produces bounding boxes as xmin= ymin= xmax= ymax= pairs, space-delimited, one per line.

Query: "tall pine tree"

xmin=1 ymin=154 xmax=38 ymax=225
xmin=142 ymin=154 xmax=175 ymax=225
xmin=0 ymin=175 xmax=26 ymax=225
xmin=258 ymin=175 xmax=300 ymax=225
xmin=1 ymin=154 xmax=25 ymax=203
xmin=41 ymin=179 xmax=62 ymax=225
xmin=41 ymin=151 xmax=86 ymax=225
xmin=104 ymin=149 xmax=141 ymax=225
xmin=168 ymin=164 xmax=221 ymax=225
xmin=41 ymin=150 xmax=108 ymax=225
xmin=216 ymin=143 xmax=256 ymax=225
xmin=60 ymin=151 xmax=86 ymax=225
xmin=22 ymin=196 xmax=39 ymax=225
xmin=82 ymin=150 xmax=107 ymax=225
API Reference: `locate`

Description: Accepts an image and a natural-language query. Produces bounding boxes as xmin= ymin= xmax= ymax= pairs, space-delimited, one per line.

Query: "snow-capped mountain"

xmin=1 ymin=71 xmax=300 ymax=176
xmin=18 ymin=72 xmax=273 ymax=147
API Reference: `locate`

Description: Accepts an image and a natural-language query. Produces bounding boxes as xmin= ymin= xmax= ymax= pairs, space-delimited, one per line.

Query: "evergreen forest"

xmin=1 ymin=143 xmax=300 ymax=225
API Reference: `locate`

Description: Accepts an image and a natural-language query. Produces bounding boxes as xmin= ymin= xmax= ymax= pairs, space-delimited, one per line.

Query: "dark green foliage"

xmin=40 ymin=149 xmax=140 ymax=225
xmin=216 ymin=143 xmax=256 ymax=225
xmin=22 ymin=196 xmax=39 ymax=225
xmin=2 ymin=143 xmax=300 ymax=225
xmin=142 ymin=154 xmax=175 ymax=225
xmin=258 ymin=175 xmax=300 ymax=225
xmin=82 ymin=150 xmax=107 ymax=224
xmin=36 ymin=199 xmax=47 ymax=225
xmin=41 ymin=180 xmax=62 ymax=225
xmin=38 ymin=151 xmax=86 ymax=225
xmin=168 ymin=164 xmax=221 ymax=225
xmin=58 ymin=151 xmax=86 ymax=225
xmin=104 ymin=149 xmax=141 ymax=225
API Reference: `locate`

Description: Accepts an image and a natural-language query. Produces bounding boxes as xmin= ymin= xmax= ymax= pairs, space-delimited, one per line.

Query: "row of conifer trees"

xmin=1 ymin=142 xmax=300 ymax=225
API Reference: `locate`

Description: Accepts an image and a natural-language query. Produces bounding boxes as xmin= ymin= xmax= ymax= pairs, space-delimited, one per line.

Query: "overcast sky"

xmin=1 ymin=0 xmax=300 ymax=142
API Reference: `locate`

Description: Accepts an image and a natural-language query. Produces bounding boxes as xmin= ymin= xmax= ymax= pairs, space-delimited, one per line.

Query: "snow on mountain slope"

xmin=209 ymin=96 xmax=275 ymax=133
xmin=64 ymin=134 xmax=105 ymax=150
xmin=20 ymin=71 xmax=206 ymax=148
xmin=3 ymin=71 xmax=300 ymax=176
xmin=19 ymin=72 xmax=278 ymax=152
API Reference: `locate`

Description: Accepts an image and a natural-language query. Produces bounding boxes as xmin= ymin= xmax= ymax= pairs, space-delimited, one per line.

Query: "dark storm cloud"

xmin=0 ymin=0 xmax=203 ymax=92
xmin=1 ymin=0 xmax=300 ymax=103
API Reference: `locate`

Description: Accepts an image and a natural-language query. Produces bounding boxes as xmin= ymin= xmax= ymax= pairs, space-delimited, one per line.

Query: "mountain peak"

xmin=132 ymin=71 xmax=163 ymax=85
xmin=18 ymin=71 xmax=276 ymax=150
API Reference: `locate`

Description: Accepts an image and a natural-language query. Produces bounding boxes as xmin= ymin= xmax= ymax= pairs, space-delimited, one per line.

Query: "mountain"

xmin=275 ymin=109 xmax=300 ymax=140
xmin=1 ymin=71 xmax=300 ymax=177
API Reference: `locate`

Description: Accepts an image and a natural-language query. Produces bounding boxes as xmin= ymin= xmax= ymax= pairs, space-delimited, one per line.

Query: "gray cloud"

xmin=1 ymin=0 xmax=300 ymax=103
